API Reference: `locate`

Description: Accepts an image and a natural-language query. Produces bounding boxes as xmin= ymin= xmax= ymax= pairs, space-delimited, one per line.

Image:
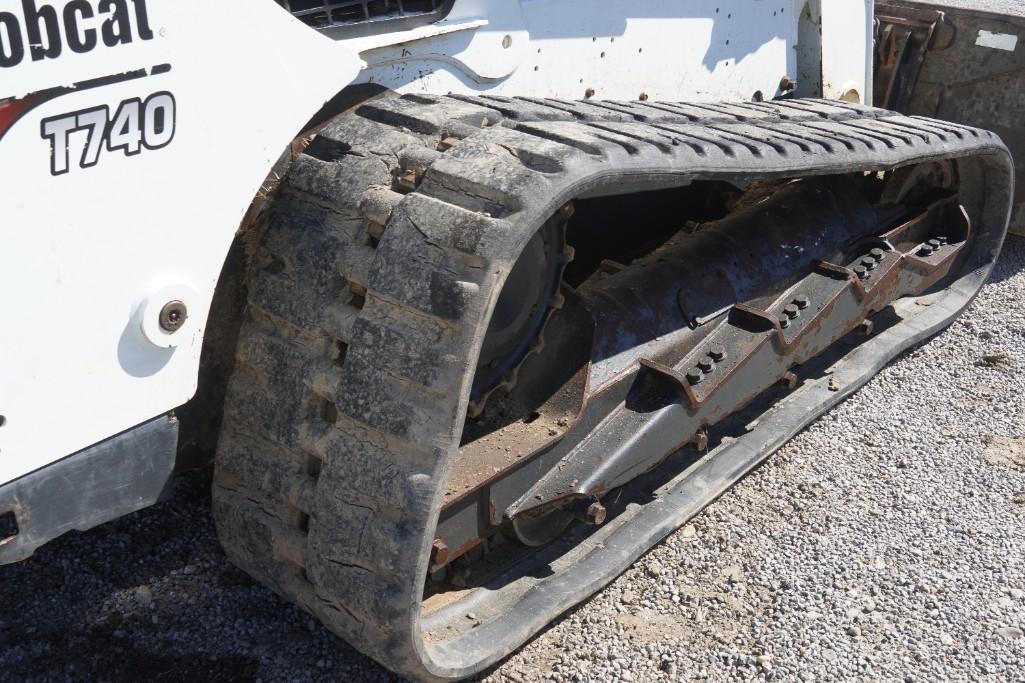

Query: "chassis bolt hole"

xmin=0 ymin=415 xmax=6 ymax=428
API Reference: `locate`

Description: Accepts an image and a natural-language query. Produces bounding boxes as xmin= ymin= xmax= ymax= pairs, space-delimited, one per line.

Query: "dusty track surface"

xmin=1 ymin=237 xmax=1023 ymax=682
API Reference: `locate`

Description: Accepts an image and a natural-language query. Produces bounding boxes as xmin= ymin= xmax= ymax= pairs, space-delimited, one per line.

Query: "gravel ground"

xmin=1 ymin=236 xmax=1023 ymax=683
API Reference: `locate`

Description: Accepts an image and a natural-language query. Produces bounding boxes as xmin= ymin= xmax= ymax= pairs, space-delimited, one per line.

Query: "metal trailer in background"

xmin=876 ymin=0 xmax=1025 ymax=234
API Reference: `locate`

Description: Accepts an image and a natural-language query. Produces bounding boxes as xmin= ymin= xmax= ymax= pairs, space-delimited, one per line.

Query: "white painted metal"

xmin=788 ymin=0 xmax=875 ymax=104
xmin=0 ymin=0 xmax=362 ymax=485
xmin=345 ymin=0 xmax=873 ymax=104
xmin=820 ymin=0 xmax=875 ymax=103
xmin=0 ymin=0 xmax=875 ymax=487
xmin=351 ymin=0 xmax=802 ymax=102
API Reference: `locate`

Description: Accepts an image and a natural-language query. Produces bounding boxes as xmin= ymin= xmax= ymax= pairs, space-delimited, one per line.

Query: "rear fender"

xmin=0 ymin=0 xmax=362 ymax=487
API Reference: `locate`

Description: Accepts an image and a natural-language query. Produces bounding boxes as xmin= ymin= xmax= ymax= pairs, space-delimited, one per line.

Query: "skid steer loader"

xmin=0 ymin=1 xmax=1019 ymax=680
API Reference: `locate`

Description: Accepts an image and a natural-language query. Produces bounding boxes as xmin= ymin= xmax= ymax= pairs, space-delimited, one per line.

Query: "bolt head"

xmin=639 ymin=92 xmax=649 ymax=101
xmin=927 ymin=238 xmax=941 ymax=248
xmin=430 ymin=539 xmax=449 ymax=565
xmin=853 ymin=265 xmax=869 ymax=279
xmin=783 ymin=303 xmax=800 ymax=319
xmin=586 ymin=502 xmax=607 ymax=525
xmin=698 ymin=357 xmax=714 ymax=373
xmin=158 ymin=300 xmax=188 ymax=333
xmin=709 ymin=344 xmax=727 ymax=361
xmin=585 ymin=88 xmax=596 ymax=98
xmin=870 ymin=247 xmax=885 ymax=261
xmin=918 ymin=245 xmax=935 ymax=257
xmin=793 ymin=294 xmax=810 ymax=310
xmin=778 ymin=314 xmax=791 ymax=329
xmin=686 ymin=368 xmax=703 ymax=385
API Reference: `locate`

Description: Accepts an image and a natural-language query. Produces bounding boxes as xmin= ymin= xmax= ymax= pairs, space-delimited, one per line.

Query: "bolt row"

xmin=853 ymin=247 xmax=886 ymax=280
xmin=778 ymin=293 xmax=811 ymax=329
xmin=686 ymin=344 xmax=728 ymax=385
xmin=918 ymin=236 xmax=948 ymax=257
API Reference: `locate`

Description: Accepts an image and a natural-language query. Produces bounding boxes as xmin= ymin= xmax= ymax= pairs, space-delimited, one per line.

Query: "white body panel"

xmin=0 ymin=0 xmax=874 ymax=486
xmin=0 ymin=0 xmax=362 ymax=485
xmin=348 ymin=0 xmax=874 ymax=104
xmin=820 ymin=0 xmax=874 ymax=102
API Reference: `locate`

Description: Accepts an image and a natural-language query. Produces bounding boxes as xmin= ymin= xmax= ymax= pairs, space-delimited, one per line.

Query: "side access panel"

xmin=876 ymin=1 xmax=1025 ymax=234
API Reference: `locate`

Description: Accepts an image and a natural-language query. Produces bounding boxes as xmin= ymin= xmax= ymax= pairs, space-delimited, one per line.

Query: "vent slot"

xmin=279 ymin=0 xmax=446 ymax=30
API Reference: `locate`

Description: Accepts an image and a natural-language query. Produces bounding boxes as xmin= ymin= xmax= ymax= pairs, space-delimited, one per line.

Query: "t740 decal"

xmin=41 ymin=90 xmax=174 ymax=175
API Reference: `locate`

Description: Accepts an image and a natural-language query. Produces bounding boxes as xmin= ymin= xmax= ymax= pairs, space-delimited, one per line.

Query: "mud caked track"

xmin=212 ymin=94 xmax=1012 ymax=681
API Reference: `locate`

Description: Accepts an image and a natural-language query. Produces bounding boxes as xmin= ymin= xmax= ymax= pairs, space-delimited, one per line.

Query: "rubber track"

xmin=213 ymin=95 xmax=1012 ymax=681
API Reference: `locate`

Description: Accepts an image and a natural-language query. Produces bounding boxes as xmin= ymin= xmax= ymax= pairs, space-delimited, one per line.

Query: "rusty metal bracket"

xmin=875 ymin=7 xmax=956 ymax=111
